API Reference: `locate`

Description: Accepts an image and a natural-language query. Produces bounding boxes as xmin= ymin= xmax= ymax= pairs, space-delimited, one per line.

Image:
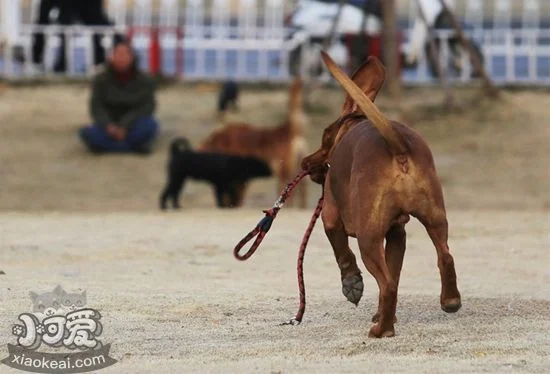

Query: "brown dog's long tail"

xmin=320 ymin=51 xmax=408 ymax=155
xmin=288 ymin=76 xmax=307 ymax=137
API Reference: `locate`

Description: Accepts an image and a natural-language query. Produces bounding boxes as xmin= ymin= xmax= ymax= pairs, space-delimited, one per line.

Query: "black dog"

xmin=160 ymin=138 xmax=272 ymax=210
xmin=217 ymin=80 xmax=239 ymax=114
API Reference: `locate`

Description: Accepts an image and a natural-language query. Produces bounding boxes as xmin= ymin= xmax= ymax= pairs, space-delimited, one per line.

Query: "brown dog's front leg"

xmin=322 ymin=197 xmax=363 ymax=305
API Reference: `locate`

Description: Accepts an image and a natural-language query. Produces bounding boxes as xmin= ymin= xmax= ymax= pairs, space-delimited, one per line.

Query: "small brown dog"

xmin=199 ymin=77 xmax=309 ymax=208
xmin=301 ymin=52 xmax=461 ymax=338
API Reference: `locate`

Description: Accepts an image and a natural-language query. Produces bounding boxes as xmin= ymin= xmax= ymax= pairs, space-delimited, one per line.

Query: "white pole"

xmin=1 ymin=0 xmax=21 ymax=45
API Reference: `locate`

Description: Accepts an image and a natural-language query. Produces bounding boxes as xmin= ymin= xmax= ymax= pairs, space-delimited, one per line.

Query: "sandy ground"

xmin=0 ymin=83 xmax=549 ymax=373
xmin=0 ymin=210 xmax=549 ymax=373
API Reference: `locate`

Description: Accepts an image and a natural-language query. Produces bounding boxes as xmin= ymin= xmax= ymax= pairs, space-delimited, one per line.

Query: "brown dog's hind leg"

xmin=358 ymin=234 xmax=397 ymax=338
xmin=322 ymin=199 xmax=363 ymax=305
xmin=372 ymin=223 xmax=406 ymax=324
xmin=413 ymin=179 xmax=461 ymax=313
xmin=424 ymin=217 xmax=462 ymax=313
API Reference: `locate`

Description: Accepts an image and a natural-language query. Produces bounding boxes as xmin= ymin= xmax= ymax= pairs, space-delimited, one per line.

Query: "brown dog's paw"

xmin=342 ymin=275 xmax=363 ymax=305
xmin=441 ymin=298 xmax=462 ymax=313
xmin=371 ymin=312 xmax=397 ymax=323
xmin=368 ymin=324 xmax=395 ymax=338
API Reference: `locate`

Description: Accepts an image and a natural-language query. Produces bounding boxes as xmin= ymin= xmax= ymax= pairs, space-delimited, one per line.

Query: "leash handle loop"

xmin=233 ymin=170 xmax=308 ymax=261
xmin=233 ymin=209 xmax=278 ymax=261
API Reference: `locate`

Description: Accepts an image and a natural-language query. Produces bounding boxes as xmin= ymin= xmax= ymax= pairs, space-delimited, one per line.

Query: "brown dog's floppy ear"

xmin=321 ymin=51 xmax=407 ymax=154
xmin=340 ymin=56 xmax=386 ymax=116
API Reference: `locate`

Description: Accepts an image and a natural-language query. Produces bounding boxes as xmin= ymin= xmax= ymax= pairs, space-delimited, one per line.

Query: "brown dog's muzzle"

xmin=308 ymin=166 xmax=328 ymax=184
xmin=302 ymin=151 xmax=329 ymax=184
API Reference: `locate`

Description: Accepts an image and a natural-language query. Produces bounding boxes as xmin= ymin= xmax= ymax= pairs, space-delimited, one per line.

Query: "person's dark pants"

xmin=32 ymin=0 xmax=114 ymax=71
xmin=79 ymin=117 xmax=159 ymax=154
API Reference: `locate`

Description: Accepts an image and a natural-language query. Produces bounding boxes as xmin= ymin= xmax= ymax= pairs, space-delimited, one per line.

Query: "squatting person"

xmin=79 ymin=39 xmax=159 ymax=154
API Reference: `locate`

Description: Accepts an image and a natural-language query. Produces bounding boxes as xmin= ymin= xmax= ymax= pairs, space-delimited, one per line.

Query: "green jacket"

xmin=90 ymin=65 xmax=156 ymax=129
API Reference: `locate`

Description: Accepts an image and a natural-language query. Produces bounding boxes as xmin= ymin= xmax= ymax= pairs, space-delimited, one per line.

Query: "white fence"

xmin=0 ymin=0 xmax=549 ymax=85
xmin=0 ymin=0 xmax=309 ymax=81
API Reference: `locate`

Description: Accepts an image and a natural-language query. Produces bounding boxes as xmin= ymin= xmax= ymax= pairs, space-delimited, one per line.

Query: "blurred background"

xmin=1 ymin=0 xmax=549 ymax=83
xmin=0 ymin=0 xmax=548 ymax=212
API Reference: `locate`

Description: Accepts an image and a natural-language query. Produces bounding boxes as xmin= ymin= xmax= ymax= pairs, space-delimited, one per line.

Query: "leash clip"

xmin=259 ymin=208 xmax=279 ymax=232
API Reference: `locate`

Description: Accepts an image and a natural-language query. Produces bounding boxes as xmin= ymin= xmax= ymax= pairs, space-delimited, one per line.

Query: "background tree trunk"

xmin=381 ymin=0 xmax=401 ymax=98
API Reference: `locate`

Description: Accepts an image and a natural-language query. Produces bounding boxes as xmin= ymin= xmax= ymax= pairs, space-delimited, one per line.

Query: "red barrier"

xmin=127 ymin=26 xmax=181 ymax=77
xmin=344 ymin=32 xmax=403 ymax=73
xmin=149 ymin=28 xmax=161 ymax=76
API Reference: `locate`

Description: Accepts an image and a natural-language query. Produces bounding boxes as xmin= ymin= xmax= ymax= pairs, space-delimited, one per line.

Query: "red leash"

xmin=233 ymin=169 xmax=324 ymax=325
xmin=281 ymin=195 xmax=324 ymax=325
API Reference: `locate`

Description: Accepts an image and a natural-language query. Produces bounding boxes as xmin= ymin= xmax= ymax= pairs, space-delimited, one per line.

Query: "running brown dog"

xmin=301 ymin=52 xmax=461 ymax=338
